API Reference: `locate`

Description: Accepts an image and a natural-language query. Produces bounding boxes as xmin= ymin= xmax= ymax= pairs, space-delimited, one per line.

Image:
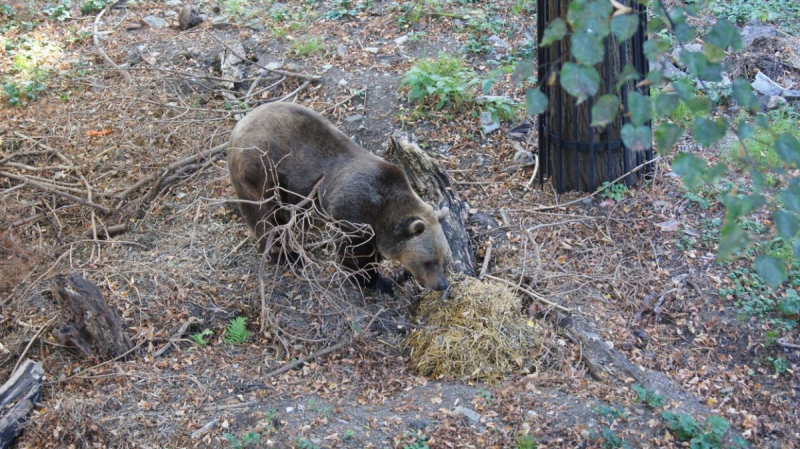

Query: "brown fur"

xmin=227 ymin=102 xmax=450 ymax=291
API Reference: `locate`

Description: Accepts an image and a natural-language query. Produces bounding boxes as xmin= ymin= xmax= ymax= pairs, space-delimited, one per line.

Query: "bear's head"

xmin=383 ymin=205 xmax=450 ymax=291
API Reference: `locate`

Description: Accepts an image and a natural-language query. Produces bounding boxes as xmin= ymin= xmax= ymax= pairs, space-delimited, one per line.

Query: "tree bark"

xmin=0 ymin=359 xmax=44 ymax=449
xmin=51 ymin=272 xmax=133 ymax=361
xmin=386 ymin=132 xmax=476 ymax=276
xmin=541 ymin=0 xmax=649 ymax=192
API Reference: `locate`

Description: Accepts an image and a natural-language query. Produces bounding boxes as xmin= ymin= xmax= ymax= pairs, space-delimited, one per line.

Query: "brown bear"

xmin=227 ymin=102 xmax=450 ymax=293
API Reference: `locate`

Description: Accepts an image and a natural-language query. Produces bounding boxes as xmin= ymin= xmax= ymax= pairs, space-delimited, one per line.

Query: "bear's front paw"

xmin=374 ymin=275 xmax=396 ymax=296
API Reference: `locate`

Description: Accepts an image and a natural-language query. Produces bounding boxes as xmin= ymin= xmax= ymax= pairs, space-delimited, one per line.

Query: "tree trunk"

xmin=51 ymin=272 xmax=133 ymax=361
xmin=0 ymin=359 xmax=44 ymax=449
xmin=386 ymin=132 xmax=476 ymax=276
xmin=540 ymin=0 xmax=650 ymax=192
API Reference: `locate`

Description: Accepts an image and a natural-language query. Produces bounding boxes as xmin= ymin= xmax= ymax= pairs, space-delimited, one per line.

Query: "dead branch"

xmin=485 ymin=274 xmax=572 ymax=312
xmin=207 ymin=33 xmax=322 ymax=83
xmin=0 ymin=171 xmax=111 ymax=214
xmin=154 ymin=317 xmax=203 ymax=358
xmin=94 ymin=7 xmax=132 ymax=83
xmin=0 ymin=359 xmax=44 ymax=448
xmin=10 ymin=315 xmax=59 ymax=375
xmin=263 ymin=331 xmax=378 ymax=379
xmin=324 ymin=89 xmax=366 ymax=113
xmin=116 ymin=142 xmax=229 ymax=200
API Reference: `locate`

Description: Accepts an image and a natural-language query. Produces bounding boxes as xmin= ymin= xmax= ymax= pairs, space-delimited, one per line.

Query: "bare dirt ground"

xmin=1 ymin=0 xmax=799 ymax=447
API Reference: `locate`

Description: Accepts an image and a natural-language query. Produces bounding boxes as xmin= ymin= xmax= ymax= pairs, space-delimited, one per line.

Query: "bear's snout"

xmin=431 ymin=275 xmax=449 ymax=291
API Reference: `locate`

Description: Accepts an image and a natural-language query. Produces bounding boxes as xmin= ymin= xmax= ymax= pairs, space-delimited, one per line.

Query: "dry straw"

xmin=403 ymin=278 xmax=542 ymax=382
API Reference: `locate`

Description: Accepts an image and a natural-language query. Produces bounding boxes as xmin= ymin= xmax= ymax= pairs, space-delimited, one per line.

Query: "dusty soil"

xmin=1 ymin=0 xmax=799 ymax=448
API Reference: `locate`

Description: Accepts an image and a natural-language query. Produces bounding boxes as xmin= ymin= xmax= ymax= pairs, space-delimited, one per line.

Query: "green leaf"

xmin=794 ymin=239 xmax=800 ymax=260
xmin=655 ymin=93 xmax=680 ymax=116
xmin=571 ymin=30 xmax=605 ymax=66
xmin=737 ymin=120 xmax=754 ymax=140
xmin=693 ymin=117 xmax=727 ymax=148
xmin=718 ymin=222 xmax=749 ymax=260
xmin=732 ymin=78 xmax=759 ymax=113
xmin=615 ymin=64 xmax=640 ymax=91
xmin=621 ymin=124 xmax=652 ymax=152
xmin=755 ymin=113 xmax=769 ymax=128
xmin=643 ymin=38 xmax=670 ymax=62
xmin=705 ymin=18 xmax=742 ymax=52
xmin=645 ymin=69 xmax=665 ymax=86
xmin=512 ymin=59 xmax=535 ymax=84
xmin=680 ymin=50 xmax=708 ymax=77
xmin=540 ymin=18 xmax=567 ymax=47
xmin=774 ymin=133 xmax=800 ymax=167
xmin=686 ymin=96 xmax=711 ymax=114
xmin=611 ymin=14 xmax=639 ymax=41
xmin=627 ymin=91 xmax=652 ymax=127
xmin=590 ymin=94 xmax=619 ymax=127
xmin=754 ymin=255 xmax=787 ymax=289
xmin=779 ymin=289 xmax=800 ymax=316
xmin=781 ymin=184 xmax=800 ymax=212
xmin=560 ymin=62 xmax=599 ymax=104
xmin=525 ymin=88 xmax=548 ymax=115
xmin=655 ymin=123 xmax=683 ymax=153
xmin=774 ymin=211 xmax=799 ymax=240
xmin=672 ymin=152 xmax=708 ymax=188
xmin=674 ymin=23 xmax=697 ymax=43
xmin=672 ymin=79 xmax=695 ymax=101
xmin=482 ymin=79 xmax=494 ymax=95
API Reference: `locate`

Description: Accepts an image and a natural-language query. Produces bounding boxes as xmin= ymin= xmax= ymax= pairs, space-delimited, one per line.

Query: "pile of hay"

xmin=403 ymin=278 xmax=542 ymax=382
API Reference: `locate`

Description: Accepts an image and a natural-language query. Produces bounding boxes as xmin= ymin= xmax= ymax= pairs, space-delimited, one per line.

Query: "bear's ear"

xmin=408 ymin=219 xmax=426 ymax=236
xmin=435 ymin=207 xmax=449 ymax=222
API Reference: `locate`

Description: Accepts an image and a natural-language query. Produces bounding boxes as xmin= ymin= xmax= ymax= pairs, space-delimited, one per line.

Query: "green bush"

xmin=401 ymin=55 xmax=478 ymax=110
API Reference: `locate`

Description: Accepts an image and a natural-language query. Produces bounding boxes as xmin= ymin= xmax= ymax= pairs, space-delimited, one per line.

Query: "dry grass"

xmin=403 ymin=278 xmax=543 ymax=382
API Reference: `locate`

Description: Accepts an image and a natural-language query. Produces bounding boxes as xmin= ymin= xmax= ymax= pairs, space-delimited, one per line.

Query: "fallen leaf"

xmin=87 ymin=129 xmax=112 ymax=137
xmin=656 ymin=220 xmax=681 ymax=232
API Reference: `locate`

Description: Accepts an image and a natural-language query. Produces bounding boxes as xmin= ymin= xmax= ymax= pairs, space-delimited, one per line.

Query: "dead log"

xmin=560 ymin=315 xmax=710 ymax=417
xmin=51 ymin=272 xmax=132 ymax=361
xmin=386 ymin=132 xmax=476 ymax=276
xmin=0 ymin=359 xmax=44 ymax=449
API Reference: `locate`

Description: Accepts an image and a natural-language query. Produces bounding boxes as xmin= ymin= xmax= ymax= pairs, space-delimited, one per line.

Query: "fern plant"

xmin=190 ymin=329 xmax=213 ymax=346
xmin=224 ymin=317 xmax=252 ymax=345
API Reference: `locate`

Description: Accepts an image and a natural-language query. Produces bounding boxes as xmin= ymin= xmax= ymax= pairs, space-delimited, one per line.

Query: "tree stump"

xmin=0 ymin=359 xmax=44 ymax=449
xmin=386 ymin=132 xmax=476 ymax=276
xmin=51 ymin=272 xmax=133 ymax=361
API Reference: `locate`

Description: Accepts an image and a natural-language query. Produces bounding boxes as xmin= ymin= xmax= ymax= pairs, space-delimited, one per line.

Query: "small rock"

xmin=126 ymin=50 xmax=142 ymax=65
xmin=142 ymin=15 xmax=168 ymax=29
xmin=364 ymin=47 xmax=379 ymax=53
xmin=479 ymin=111 xmax=501 ymax=134
xmin=285 ymin=406 xmax=294 ymax=413
xmin=211 ymin=15 xmax=231 ymax=29
xmin=345 ymin=114 xmax=364 ymax=123
xmin=653 ymin=55 xmax=684 ymax=80
xmin=178 ymin=6 xmax=202 ymax=30
xmin=513 ymin=149 xmax=535 ymax=167
xmin=338 ymin=78 xmax=348 ymax=87
xmin=165 ymin=0 xmax=182 ymax=5
xmin=488 ymin=35 xmax=511 ymax=49
xmin=322 ymin=63 xmax=333 ymax=70
xmin=454 ymin=406 xmax=482 ymax=425
xmin=782 ymin=90 xmax=800 ymax=101
xmin=125 ymin=21 xmax=143 ymax=31
xmin=165 ymin=10 xmax=177 ymax=17
xmin=752 ymin=72 xmax=784 ymax=96
xmin=671 ymin=43 xmax=702 ymax=67
xmin=394 ymin=35 xmax=409 ymax=45
xmin=284 ymin=62 xmax=300 ymax=71
xmin=741 ymin=23 xmax=777 ymax=48
xmin=767 ymin=95 xmax=788 ymax=110
xmin=243 ymin=18 xmax=265 ymax=31
xmin=407 ymin=418 xmax=429 ymax=430
xmin=337 ymin=43 xmax=347 ymax=56
xmin=265 ymin=62 xmax=283 ymax=71
xmin=268 ymin=2 xmax=288 ymax=13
